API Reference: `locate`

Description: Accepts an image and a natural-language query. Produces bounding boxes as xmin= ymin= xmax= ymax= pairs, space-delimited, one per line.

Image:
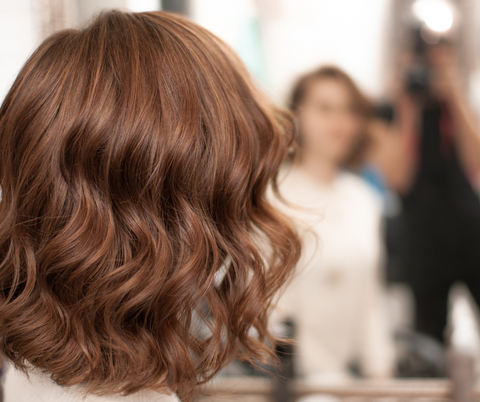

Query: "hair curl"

xmin=0 ymin=10 xmax=300 ymax=400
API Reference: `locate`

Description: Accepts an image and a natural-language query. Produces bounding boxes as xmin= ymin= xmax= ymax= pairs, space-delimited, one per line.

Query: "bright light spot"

xmin=126 ymin=0 xmax=160 ymax=12
xmin=413 ymin=0 xmax=453 ymax=32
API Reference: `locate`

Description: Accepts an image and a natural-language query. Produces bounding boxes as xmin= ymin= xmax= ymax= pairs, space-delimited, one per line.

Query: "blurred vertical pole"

xmin=390 ymin=0 xmax=415 ymax=86
xmin=162 ymin=0 xmax=189 ymax=15
xmin=452 ymin=0 xmax=480 ymax=117
xmin=449 ymin=351 xmax=475 ymax=402
xmin=447 ymin=284 xmax=480 ymax=402
xmin=271 ymin=320 xmax=295 ymax=402
xmin=452 ymin=0 xmax=477 ymax=80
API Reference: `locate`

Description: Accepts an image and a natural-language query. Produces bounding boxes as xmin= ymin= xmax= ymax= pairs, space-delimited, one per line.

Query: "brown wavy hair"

xmin=0 ymin=10 xmax=300 ymax=400
xmin=289 ymin=65 xmax=373 ymax=167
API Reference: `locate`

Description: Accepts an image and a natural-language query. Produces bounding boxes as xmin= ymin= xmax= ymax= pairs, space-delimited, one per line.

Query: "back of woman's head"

xmin=0 ymin=10 xmax=300 ymax=399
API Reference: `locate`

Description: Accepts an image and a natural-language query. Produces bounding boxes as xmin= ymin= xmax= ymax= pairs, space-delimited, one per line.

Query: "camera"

xmin=405 ymin=29 xmax=431 ymax=94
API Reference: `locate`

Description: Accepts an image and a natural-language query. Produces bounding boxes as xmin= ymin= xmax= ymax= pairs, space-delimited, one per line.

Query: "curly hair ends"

xmin=0 ymin=10 xmax=301 ymax=400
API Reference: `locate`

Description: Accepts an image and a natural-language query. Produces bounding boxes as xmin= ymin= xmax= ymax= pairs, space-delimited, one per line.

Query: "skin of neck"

xmin=297 ymin=146 xmax=339 ymax=184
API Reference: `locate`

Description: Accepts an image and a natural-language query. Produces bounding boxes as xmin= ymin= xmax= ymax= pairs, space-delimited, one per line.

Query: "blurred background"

xmin=4 ymin=0 xmax=480 ymax=400
xmin=4 ymin=0 xmax=480 ymax=103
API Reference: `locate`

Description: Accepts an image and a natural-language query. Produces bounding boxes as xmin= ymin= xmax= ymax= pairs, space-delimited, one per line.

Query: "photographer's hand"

xmin=429 ymin=44 xmax=463 ymax=100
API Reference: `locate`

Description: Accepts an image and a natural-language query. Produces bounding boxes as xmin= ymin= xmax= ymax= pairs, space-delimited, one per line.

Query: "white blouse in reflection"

xmin=272 ymin=165 xmax=394 ymax=380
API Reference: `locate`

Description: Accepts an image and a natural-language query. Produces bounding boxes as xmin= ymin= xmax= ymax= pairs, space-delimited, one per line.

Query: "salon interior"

xmin=3 ymin=0 xmax=480 ymax=401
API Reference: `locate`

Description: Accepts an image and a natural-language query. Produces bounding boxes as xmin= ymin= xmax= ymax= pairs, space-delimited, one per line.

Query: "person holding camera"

xmin=371 ymin=42 xmax=480 ymax=344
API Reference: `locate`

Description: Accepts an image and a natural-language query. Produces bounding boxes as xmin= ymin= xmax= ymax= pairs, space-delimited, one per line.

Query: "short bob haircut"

xmin=289 ymin=65 xmax=373 ymax=168
xmin=0 ymin=10 xmax=300 ymax=400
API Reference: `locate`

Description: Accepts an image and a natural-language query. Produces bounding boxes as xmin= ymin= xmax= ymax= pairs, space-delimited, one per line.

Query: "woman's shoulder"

xmin=337 ymin=170 xmax=379 ymax=198
xmin=336 ymin=170 xmax=382 ymax=211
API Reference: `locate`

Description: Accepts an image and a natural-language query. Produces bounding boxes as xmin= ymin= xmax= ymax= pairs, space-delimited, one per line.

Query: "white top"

xmin=4 ymin=365 xmax=179 ymax=402
xmin=271 ymin=165 xmax=394 ymax=380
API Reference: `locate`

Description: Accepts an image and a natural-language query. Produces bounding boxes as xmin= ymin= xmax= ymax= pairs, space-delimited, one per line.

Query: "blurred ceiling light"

xmin=412 ymin=0 xmax=454 ymax=32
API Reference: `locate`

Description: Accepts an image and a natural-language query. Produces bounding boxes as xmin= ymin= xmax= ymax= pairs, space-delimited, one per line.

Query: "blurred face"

xmin=297 ymin=78 xmax=362 ymax=165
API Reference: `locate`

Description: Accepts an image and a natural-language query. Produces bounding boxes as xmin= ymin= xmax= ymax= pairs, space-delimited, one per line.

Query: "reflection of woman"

xmin=273 ymin=67 xmax=394 ymax=381
xmin=0 ymin=11 xmax=301 ymax=402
